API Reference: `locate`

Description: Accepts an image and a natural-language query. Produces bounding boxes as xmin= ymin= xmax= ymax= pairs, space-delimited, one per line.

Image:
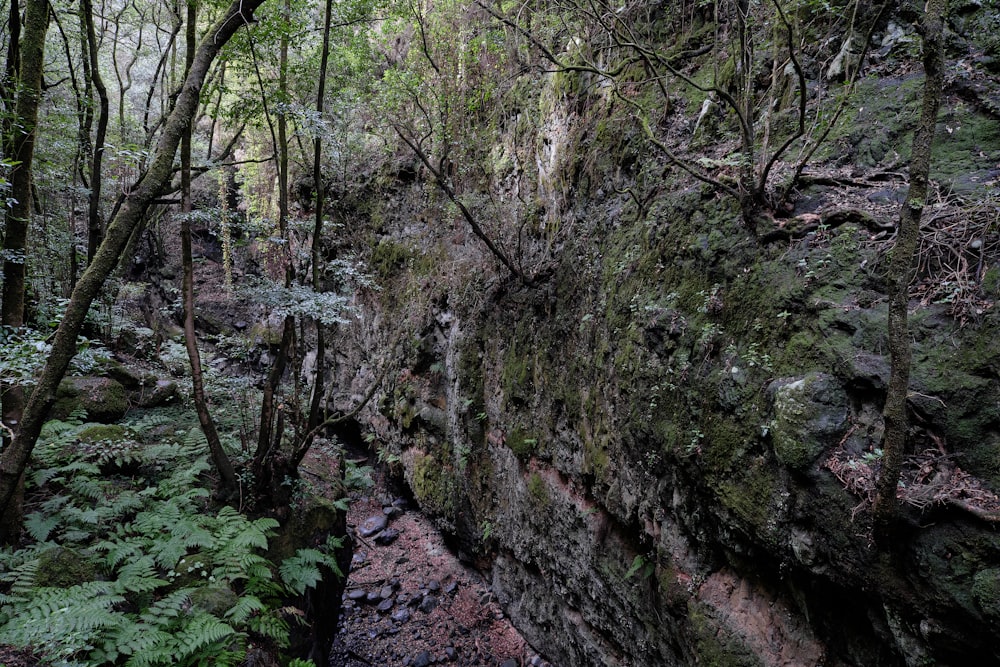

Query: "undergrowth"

xmin=0 ymin=408 xmax=341 ymax=667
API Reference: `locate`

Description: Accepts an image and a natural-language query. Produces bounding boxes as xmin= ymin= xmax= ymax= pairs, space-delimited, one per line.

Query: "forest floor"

xmin=325 ymin=464 xmax=550 ymax=667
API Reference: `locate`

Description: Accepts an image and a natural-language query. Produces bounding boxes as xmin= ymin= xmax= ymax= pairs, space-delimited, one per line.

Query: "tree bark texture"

xmin=872 ymin=0 xmax=946 ymax=541
xmin=0 ymin=0 xmax=269 ymax=521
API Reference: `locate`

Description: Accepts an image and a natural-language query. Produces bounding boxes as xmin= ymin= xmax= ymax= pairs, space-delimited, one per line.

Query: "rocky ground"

xmin=329 ymin=489 xmax=552 ymax=667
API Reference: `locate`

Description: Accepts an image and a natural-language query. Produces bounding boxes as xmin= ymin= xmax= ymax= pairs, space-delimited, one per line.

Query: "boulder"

xmin=768 ymin=373 xmax=849 ymax=471
xmin=53 ymin=376 xmax=128 ymax=423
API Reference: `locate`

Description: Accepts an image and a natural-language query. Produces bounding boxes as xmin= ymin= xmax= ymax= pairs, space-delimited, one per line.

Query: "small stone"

xmin=392 ymin=497 xmax=408 ymax=509
xmin=380 ymin=585 xmax=394 ymax=599
xmin=375 ymin=527 xmax=400 ymax=545
xmin=392 ymin=608 xmax=411 ymax=623
xmin=357 ymin=514 xmax=389 ymax=538
xmin=390 ymin=577 xmax=401 ymax=589
xmin=351 ymin=551 xmax=367 ymax=566
xmin=500 ymin=661 xmax=518 ymax=667
xmin=427 ymin=579 xmax=440 ymax=592
xmin=531 ymin=657 xmax=543 ymax=666
xmin=347 ymin=589 xmax=367 ymax=601
xmin=366 ymin=590 xmax=381 ymax=603
xmin=383 ymin=505 xmax=402 ymax=518
xmin=418 ymin=594 xmax=438 ymax=613
xmin=444 ymin=646 xmax=457 ymax=661
xmin=396 ymin=556 xmax=409 ymax=565
xmin=412 ymin=651 xmax=433 ymax=667
xmin=443 ymin=580 xmax=458 ymax=595
xmin=376 ymin=598 xmax=394 ymax=613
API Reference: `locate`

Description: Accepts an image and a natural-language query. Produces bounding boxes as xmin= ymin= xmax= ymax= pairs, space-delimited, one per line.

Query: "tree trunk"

xmin=81 ymin=0 xmax=110 ymax=264
xmin=179 ymin=0 xmax=237 ymax=497
xmin=0 ymin=0 xmax=268 ymax=524
xmin=304 ymin=0 xmax=335 ymax=457
xmin=872 ymin=0 xmax=946 ymax=542
xmin=0 ymin=0 xmax=50 ymax=544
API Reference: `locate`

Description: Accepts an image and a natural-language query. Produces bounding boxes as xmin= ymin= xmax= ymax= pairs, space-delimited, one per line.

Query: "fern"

xmin=24 ymin=511 xmax=60 ymax=541
xmin=2 ymin=403 xmax=343 ymax=666
xmin=279 ymin=548 xmax=335 ymax=595
xmin=172 ymin=611 xmax=242 ymax=663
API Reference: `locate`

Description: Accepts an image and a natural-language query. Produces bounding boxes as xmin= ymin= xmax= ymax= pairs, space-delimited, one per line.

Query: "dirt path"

xmin=329 ymin=489 xmax=551 ymax=667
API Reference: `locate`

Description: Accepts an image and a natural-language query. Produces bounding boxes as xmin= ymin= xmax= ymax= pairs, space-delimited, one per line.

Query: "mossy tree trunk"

xmin=0 ymin=0 xmax=269 ymax=529
xmin=80 ymin=0 xmax=110 ymax=265
xmin=872 ymin=0 xmax=946 ymax=542
xmin=0 ymin=0 xmax=49 ymax=543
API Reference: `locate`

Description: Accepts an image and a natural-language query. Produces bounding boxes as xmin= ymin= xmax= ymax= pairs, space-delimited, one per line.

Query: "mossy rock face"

xmin=36 ymin=547 xmax=98 ymax=588
xmin=405 ymin=449 xmax=457 ymax=522
xmin=53 ymin=376 xmax=128 ymax=423
xmin=973 ymin=568 xmax=1000 ymax=620
xmin=768 ymin=373 xmax=848 ymax=471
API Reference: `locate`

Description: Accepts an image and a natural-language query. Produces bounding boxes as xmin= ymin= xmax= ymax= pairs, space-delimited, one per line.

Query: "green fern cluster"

xmin=0 ymin=411 xmax=334 ymax=667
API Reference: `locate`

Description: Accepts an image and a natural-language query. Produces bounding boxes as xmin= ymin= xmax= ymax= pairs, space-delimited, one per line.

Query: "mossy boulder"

xmin=190 ymin=585 xmax=239 ymax=615
xmin=35 ymin=547 xmax=98 ymax=588
xmin=131 ymin=378 xmax=179 ymax=409
xmin=768 ymin=373 xmax=848 ymax=471
xmin=53 ymin=376 xmax=128 ymax=423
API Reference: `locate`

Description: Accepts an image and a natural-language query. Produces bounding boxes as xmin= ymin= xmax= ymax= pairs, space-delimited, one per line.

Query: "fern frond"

xmin=279 ymin=548 xmax=334 ymax=595
xmin=224 ymin=594 xmax=265 ymax=624
xmin=4 ymin=557 xmax=40 ymax=596
xmin=116 ymin=556 xmax=168 ymax=594
xmin=248 ymin=611 xmax=289 ymax=646
xmin=23 ymin=511 xmax=60 ymax=542
xmin=140 ymin=587 xmax=195 ymax=624
xmin=172 ymin=611 xmax=240 ymax=662
xmin=67 ymin=475 xmax=106 ymax=500
xmin=0 ymin=581 xmax=124 ymax=652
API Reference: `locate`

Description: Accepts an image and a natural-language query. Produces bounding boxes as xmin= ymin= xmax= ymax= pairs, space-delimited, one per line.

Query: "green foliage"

xmin=0 ymin=412 xmax=342 ymax=666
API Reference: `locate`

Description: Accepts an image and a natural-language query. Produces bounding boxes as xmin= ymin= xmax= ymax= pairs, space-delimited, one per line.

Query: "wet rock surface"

xmin=330 ymin=493 xmax=553 ymax=667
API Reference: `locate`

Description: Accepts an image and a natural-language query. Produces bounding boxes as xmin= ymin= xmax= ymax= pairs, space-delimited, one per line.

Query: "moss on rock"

xmin=768 ymin=373 xmax=848 ymax=471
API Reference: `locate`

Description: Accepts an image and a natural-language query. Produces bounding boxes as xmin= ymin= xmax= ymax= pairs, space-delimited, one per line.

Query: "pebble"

xmin=383 ymin=505 xmax=403 ymax=517
xmin=376 ymin=598 xmax=394 ymax=613
xmin=391 ymin=608 xmax=411 ymax=623
xmin=358 ymin=514 xmax=389 ymax=538
xmin=347 ymin=589 xmax=367 ymax=601
xmin=375 ymin=527 xmax=400 ymax=545
xmin=443 ymin=580 xmax=458 ymax=595
xmin=445 ymin=646 xmax=457 ymax=661
xmin=380 ymin=585 xmax=394 ymax=599
xmin=411 ymin=651 xmax=433 ymax=667
xmin=500 ymin=661 xmax=518 ymax=667
xmin=418 ymin=594 xmax=439 ymax=613
xmin=366 ymin=591 xmax=381 ymax=603
xmin=427 ymin=578 xmax=441 ymax=592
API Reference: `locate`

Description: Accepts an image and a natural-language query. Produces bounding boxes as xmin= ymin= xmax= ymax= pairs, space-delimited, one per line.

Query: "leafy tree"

xmin=0 ymin=0 xmax=271 ymax=531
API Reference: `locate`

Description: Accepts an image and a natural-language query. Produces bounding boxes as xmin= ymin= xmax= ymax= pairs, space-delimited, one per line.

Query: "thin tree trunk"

xmin=179 ymin=0 xmax=237 ymax=496
xmin=0 ymin=0 xmax=268 ymax=524
xmin=872 ymin=0 xmax=946 ymax=542
xmin=81 ymin=0 xmax=110 ymax=264
xmin=0 ymin=0 xmax=50 ymax=543
xmin=254 ymin=0 xmax=294 ymax=489
xmin=299 ymin=0 xmax=335 ymax=469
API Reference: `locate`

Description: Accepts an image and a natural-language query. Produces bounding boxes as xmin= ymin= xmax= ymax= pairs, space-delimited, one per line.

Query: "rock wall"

xmin=327 ymin=10 xmax=1000 ymax=666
